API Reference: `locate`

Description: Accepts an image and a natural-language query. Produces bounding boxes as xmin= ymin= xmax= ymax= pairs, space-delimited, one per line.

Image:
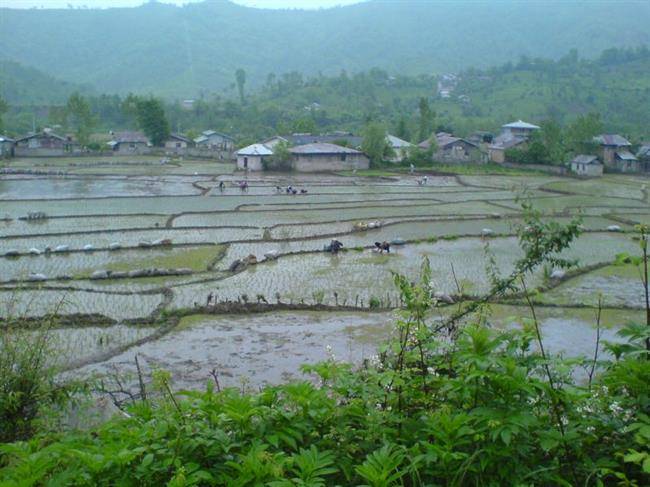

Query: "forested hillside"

xmin=3 ymin=47 xmax=650 ymax=141
xmin=0 ymin=60 xmax=92 ymax=105
xmin=1 ymin=0 xmax=649 ymax=97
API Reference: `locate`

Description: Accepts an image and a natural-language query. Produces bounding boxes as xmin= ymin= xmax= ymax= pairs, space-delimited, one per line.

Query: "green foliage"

xmin=133 ymin=96 xmax=170 ymax=146
xmin=0 ymin=205 xmax=648 ymax=485
xmin=361 ymin=122 xmax=392 ymax=166
xmin=417 ymin=97 xmax=435 ymax=143
xmin=0 ymin=320 xmax=72 ymax=443
xmin=263 ymin=140 xmax=293 ymax=171
xmin=0 ymin=96 xmax=8 ymax=133
xmin=65 ymin=92 xmax=95 ymax=147
xmin=235 ymin=68 xmax=247 ymax=104
xmin=565 ymin=112 xmax=603 ymax=156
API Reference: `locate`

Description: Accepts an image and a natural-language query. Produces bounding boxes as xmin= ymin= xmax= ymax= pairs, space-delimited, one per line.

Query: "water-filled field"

xmin=2 ymin=156 xmax=649 ymax=389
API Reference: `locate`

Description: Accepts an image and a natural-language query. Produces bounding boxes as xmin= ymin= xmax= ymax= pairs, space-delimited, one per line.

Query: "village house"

xmin=14 ymin=129 xmax=79 ymax=157
xmin=488 ymin=120 xmax=540 ymax=163
xmin=594 ymin=134 xmax=638 ymax=172
xmin=263 ymin=132 xmax=363 ymax=150
xmin=236 ymin=143 xmax=274 ymax=171
xmin=570 ymin=154 xmax=603 ymax=177
xmin=637 ymin=144 xmax=650 ymax=172
xmin=289 ymin=143 xmax=369 ymax=172
xmin=107 ymin=131 xmax=151 ymax=155
xmin=386 ymin=134 xmax=412 ymax=163
xmin=0 ymin=135 xmax=15 ymax=158
xmin=420 ymin=132 xmax=482 ymax=163
xmin=194 ymin=130 xmax=235 ymax=152
xmin=164 ymin=133 xmax=193 ymax=155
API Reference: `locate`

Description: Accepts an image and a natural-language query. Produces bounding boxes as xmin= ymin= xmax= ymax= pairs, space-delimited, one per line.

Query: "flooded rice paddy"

xmin=2 ymin=156 xmax=649 ymax=389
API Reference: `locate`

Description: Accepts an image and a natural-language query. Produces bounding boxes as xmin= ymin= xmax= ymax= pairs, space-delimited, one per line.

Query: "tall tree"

xmin=417 ymin=97 xmax=435 ymax=143
xmin=361 ymin=122 xmax=392 ymax=166
xmin=0 ymin=96 xmax=8 ymax=134
xmin=395 ymin=117 xmax=410 ymax=141
xmin=235 ymin=68 xmax=247 ymax=104
xmin=539 ymin=119 xmax=565 ymax=164
xmin=135 ymin=97 xmax=170 ymax=146
xmin=65 ymin=92 xmax=94 ymax=146
xmin=565 ymin=112 xmax=603 ymax=155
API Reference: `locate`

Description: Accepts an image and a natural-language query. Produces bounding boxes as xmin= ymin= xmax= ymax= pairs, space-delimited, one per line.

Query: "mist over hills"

xmin=1 ymin=0 xmax=649 ymax=98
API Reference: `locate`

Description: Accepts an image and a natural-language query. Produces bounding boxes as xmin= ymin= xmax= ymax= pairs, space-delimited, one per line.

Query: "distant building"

xmin=385 ymin=134 xmax=412 ymax=163
xmin=570 ymin=155 xmax=603 ymax=177
xmin=637 ymin=144 xmax=650 ymax=172
xmin=164 ymin=133 xmax=193 ymax=155
xmin=194 ymin=130 xmax=235 ymax=152
xmin=0 ymin=135 xmax=15 ymax=158
xmin=594 ymin=134 xmax=637 ymax=171
xmin=289 ymin=143 xmax=369 ymax=172
xmin=14 ymin=129 xmax=79 ymax=157
xmin=488 ymin=120 xmax=540 ymax=163
xmin=107 ymin=131 xmax=151 ymax=155
xmin=501 ymin=120 xmax=541 ymax=138
xmin=237 ymin=143 xmax=274 ymax=171
xmin=263 ymin=133 xmax=363 ymax=150
xmin=420 ymin=132 xmax=481 ymax=163
xmin=181 ymin=99 xmax=195 ymax=110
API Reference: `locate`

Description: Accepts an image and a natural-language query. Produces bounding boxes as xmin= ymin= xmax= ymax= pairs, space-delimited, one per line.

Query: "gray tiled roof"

xmin=571 ymin=154 xmax=600 ymax=164
xmin=594 ymin=134 xmax=631 ymax=146
xmin=289 ymin=143 xmax=362 ymax=155
xmin=615 ymin=150 xmax=637 ymax=161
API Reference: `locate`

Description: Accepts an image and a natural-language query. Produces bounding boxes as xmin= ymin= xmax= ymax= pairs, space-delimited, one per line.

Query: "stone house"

xmin=107 ymin=131 xmax=151 ymax=155
xmin=594 ymin=134 xmax=638 ymax=171
xmin=289 ymin=143 xmax=369 ymax=172
xmin=194 ymin=130 xmax=235 ymax=152
xmin=570 ymin=154 xmax=603 ymax=177
xmin=637 ymin=144 xmax=650 ymax=172
xmin=263 ymin=132 xmax=363 ymax=150
xmin=237 ymin=143 xmax=274 ymax=171
xmin=420 ymin=132 xmax=481 ymax=163
xmin=0 ymin=135 xmax=15 ymax=158
xmin=14 ymin=129 xmax=79 ymax=157
xmin=386 ymin=134 xmax=412 ymax=163
xmin=488 ymin=120 xmax=539 ymax=163
xmin=164 ymin=133 xmax=193 ymax=155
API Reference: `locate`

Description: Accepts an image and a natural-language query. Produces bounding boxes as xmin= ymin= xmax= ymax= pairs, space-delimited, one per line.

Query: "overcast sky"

xmin=2 ymin=0 xmax=365 ymax=9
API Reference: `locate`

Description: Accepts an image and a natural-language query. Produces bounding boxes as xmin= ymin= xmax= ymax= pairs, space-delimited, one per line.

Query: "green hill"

xmin=0 ymin=60 xmax=92 ymax=105
xmin=0 ymin=0 xmax=649 ymax=97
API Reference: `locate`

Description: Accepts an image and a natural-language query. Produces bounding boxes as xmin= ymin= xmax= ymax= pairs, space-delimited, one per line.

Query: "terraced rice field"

xmin=2 ymin=156 xmax=649 ymax=389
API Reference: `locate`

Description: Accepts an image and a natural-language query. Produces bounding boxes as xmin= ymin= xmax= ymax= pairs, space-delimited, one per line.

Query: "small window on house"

xmin=130 ymin=143 xmax=136 ymax=149
xmin=244 ymin=157 xmax=248 ymax=168
xmin=176 ymin=142 xmax=181 ymax=148
xmin=341 ymin=153 xmax=347 ymax=161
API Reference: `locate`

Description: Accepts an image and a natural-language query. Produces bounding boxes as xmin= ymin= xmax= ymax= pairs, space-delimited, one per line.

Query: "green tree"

xmin=361 ymin=122 xmax=392 ymax=166
xmin=565 ymin=112 xmax=603 ymax=155
xmin=65 ymin=92 xmax=94 ymax=147
xmin=395 ymin=117 xmax=410 ymax=141
xmin=539 ymin=119 xmax=565 ymax=164
xmin=0 ymin=96 xmax=8 ymax=133
xmin=235 ymin=68 xmax=247 ymax=104
xmin=263 ymin=140 xmax=293 ymax=171
xmin=417 ymin=97 xmax=435 ymax=143
xmin=135 ymin=97 xmax=170 ymax=146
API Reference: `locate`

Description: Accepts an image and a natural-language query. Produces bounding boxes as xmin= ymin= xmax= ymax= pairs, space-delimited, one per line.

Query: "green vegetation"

xmin=2 ymin=215 xmax=649 ymax=484
xmin=1 ymin=1 xmax=649 ymax=96
xmin=87 ymin=245 xmax=225 ymax=275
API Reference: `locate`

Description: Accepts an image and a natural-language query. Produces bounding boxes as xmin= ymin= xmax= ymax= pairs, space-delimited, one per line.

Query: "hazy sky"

xmin=2 ymin=0 xmax=365 ymax=9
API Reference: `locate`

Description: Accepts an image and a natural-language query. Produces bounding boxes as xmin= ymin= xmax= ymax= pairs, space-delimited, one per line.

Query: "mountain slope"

xmin=0 ymin=60 xmax=92 ymax=105
xmin=0 ymin=0 xmax=649 ymax=97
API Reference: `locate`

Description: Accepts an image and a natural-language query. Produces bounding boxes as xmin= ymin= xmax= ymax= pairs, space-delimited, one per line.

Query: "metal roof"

xmin=615 ymin=150 xmax=638 ymax=161
xmin=571 ymin=154 xmax=600 ymax=165
xmin=386 ymin=134 xmax=412 ymax=148
xmin=489 ymin=134 xmax=528 ymax=150
xmin=594 ymin=134 xmax=631 ymax=146
xmin=237 ymin=143 xmax=273 ymax=156
xmin=15 ymin=131 xmax=67 ymax=142
xmin=168 ymin=133 xmax=192 ymax=143
xmin=109 ymin=131 xmax=149 ymax=144
xmin=502 ymin=120 xmax=540 ymax=130
xmin=289 ymin=143 xmax=362 ymax=155
xmin=0 ymin=135 xmax=15 ymax=143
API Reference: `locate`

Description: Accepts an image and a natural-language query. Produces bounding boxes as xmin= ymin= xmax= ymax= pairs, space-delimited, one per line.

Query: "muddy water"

xmin=73 ymin=308 xmax=628 ymax=391
xmin=77 ymin=311 xmax=395 ymax=390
